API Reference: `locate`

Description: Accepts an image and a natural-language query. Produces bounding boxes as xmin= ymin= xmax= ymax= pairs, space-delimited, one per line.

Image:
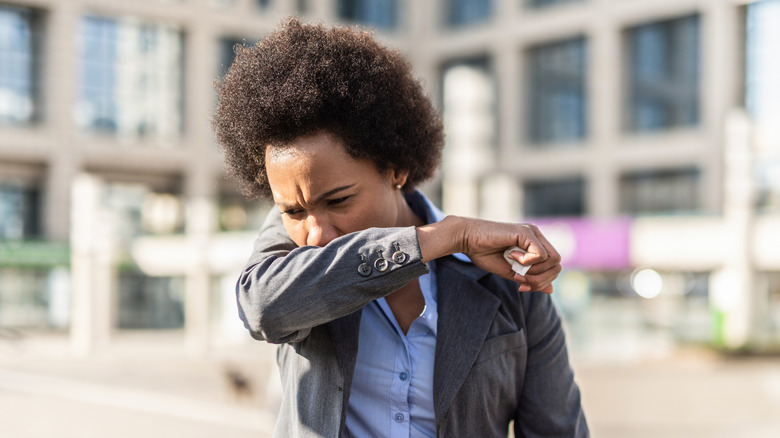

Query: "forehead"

xmin=265 ymin=131 xmax=382 ymax=199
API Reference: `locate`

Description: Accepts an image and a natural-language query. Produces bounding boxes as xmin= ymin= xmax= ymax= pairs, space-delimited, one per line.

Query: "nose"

xmin=305 ymin=214 xmax=339 ymax=247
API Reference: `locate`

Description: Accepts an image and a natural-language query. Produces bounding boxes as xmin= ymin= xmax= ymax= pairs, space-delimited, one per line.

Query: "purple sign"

xmin=530 ymin=217 xmax=632 ymax=270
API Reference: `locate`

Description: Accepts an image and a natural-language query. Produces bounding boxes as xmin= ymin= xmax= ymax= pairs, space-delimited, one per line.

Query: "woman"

xmin=213 ymin=18 xmax=588 ymax=438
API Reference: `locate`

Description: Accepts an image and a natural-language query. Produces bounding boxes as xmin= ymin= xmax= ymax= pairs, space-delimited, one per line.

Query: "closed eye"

xmin=282 ymin=208 xmax=304 ymax=217
xmin=327 ymin=196 xmax=350 ymax=206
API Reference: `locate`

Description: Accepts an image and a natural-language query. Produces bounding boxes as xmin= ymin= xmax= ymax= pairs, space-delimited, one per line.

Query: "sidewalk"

xmin=573 ymin=349 xmax=780 ymax=438
xmin=2 ymin=334 xmax=780 ymax=438
xmin=0 ymin=334 xmax=279 ymax=438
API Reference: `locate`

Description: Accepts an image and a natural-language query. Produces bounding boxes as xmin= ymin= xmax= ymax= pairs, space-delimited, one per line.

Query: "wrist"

xmin=416 ymin=215 xmax=465 ymax=263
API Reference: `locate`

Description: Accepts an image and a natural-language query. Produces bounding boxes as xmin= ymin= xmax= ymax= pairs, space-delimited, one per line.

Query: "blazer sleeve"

xmin=236 ymin=209 xmax=429 ymax=344
xmin=514 ymin=292 xmax=589 ymax=437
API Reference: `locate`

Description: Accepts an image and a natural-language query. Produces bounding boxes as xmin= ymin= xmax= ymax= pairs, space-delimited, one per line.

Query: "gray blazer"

xmin=237 ymin=204 xmax=588 ymax=437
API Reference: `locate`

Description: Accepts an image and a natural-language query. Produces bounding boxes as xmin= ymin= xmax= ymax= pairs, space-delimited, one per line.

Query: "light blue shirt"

xmin=345 ymin=191 xmax=455 ymax=438
xmin=345 ymin=262 xmax=438 ymax=437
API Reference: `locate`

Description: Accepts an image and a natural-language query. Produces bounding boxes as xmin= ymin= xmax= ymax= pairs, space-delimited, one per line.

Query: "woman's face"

xmin=265 ymin=131 xmax=411 ymax=247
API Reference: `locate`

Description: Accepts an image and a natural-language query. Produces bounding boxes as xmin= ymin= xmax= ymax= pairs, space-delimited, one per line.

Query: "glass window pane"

xmin=619 ymin=168 xmax=699 ymax=214
xmin=0 ymin=183 xmax=40 ymax=240
xmin=527 ymin=36 xmax=587 ymax=144
xmin=218 ymin=36 xmax=256 ymax=77
xmin=626 ymin=15 xmax=700 ymax=132
xmin=524 ymin=177 xmax=585 ymax=217
xmin=297 ymin=0 xmax=309 ymax=15
xmin=338 ymin=0 xmax=398 ymax=29
xmin=77 ymin=16 xmax=184 ymax=140
xmin=747 ymin=0 xmax=780 ymax=212
xmin=117 ymin=271 xmax=184 ymax=329
xmin=527 ymin=0 xmax=583 ymax=8
xmin=0 ymin=5 xmax=39 ymax=125
xmin=0 ymin=267 xmax=70 ymax=329
xmin=746 ymin=0 xmax=780 ymax=124
xmin=446 ymin=0 xmax=493 ymax=28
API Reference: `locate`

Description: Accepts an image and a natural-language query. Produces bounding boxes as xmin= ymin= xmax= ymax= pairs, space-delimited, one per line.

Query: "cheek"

xmin=282 ymin=219 xmax=307 ymax=247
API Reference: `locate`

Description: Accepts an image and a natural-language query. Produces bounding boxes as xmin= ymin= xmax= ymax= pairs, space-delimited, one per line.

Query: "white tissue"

xmin=503 ymin=246 xmax=531 ymax=276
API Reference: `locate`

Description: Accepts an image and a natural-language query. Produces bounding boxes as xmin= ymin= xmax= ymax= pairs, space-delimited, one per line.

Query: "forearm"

xmin=237 ymin=213 xmax=428 ymax=343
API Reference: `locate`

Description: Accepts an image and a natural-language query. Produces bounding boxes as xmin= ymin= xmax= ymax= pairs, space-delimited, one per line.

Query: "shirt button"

xmin=394 ymin=413 xmax=405 ymax=423
xmin=399 ymin=371 xmax=409 ymax=381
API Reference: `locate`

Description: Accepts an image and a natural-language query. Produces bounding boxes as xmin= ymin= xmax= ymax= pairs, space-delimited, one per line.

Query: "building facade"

xmin=1 ymin=0 xmax=778 ymax=355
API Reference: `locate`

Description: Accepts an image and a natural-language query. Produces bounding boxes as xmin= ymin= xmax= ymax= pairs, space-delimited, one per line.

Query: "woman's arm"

xmin=513 ymin=292 xmax=589 ymax=437
xmin=418 ymin=215 xmax=561 ymax=294
xmin=237 ymin=210 xmax=428 ymax=343
xmin=238 ymin=211 xmax=562 ymax=344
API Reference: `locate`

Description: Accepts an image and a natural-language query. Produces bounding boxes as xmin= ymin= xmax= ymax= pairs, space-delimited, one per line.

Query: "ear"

xmin=392 ymin=169 xmax=410 ymax=188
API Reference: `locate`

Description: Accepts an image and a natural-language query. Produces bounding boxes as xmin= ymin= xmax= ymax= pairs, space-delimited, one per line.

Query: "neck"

xmin=395 ymin=191 xmax=426 ymax=228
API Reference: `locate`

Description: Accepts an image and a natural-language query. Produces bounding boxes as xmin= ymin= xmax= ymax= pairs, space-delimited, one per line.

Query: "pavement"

xmin=1 ymin=333 xmax=780 ymax=438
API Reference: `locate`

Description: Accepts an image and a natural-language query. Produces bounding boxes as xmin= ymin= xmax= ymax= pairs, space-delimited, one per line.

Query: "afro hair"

xmin=212 ymin=18 xmax=444 ymax=199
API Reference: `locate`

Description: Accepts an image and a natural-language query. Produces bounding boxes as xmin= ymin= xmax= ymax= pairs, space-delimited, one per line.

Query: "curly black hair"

xmin=212 ymin=18 xmax=444 ymax=199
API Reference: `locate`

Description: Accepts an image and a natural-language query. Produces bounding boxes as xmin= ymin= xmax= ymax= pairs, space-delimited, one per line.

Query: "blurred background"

xmin=0 ymin=0 xmax=779 ymax=437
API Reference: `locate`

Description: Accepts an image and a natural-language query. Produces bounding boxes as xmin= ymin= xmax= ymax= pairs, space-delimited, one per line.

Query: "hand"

xmin=418 ymin=216 xmax=561 ymax=294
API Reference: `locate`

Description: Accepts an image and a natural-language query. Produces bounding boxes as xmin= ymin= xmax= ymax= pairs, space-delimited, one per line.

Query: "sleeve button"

xmin=374 ymin=258 xmax=389 ymax=272
xmin=358 ymin=263 xmax=372 ymax=276
xmin=392 ymin=251 xmax=407 ymax=264
xmin=391 ymin=242 xmax=408 ymax=264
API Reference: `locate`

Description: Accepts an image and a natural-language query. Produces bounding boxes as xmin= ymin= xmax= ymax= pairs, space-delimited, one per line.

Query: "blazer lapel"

xmin=433 ymin=258 xmax=501 ymax=422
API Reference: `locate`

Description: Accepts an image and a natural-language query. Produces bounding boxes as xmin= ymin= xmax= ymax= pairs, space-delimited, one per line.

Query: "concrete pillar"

xmin=70 ymin=174 xmax=116 ymax=356
xmin=183 ymin=195 xmax=215 ymax=357
xmin=480 ymin=173 xmax=520 ymax=222
xmin=701 ymin=0 xmax=741 ymax=214
xmin=441 ymin=63 xmax=496 ymax=217
xmin=587 ymin=2 xmax=621 ymax=218
xmin=43 ymin=0 xmax=80 ymax=240
xmin=710 ymin=110 xmax=756 ymax=350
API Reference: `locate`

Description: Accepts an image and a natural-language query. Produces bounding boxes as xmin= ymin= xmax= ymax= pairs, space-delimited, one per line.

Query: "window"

xmin=619 ymin=168 xmax=699 ymax=214
xmin=117 ymin=271 xmax=184 ymax=329
xmin=527 ymin=0 xmax=583 ymax=8
xmin=0 ymin=183 xmax=40 ymax=240
xmin=441 ymin=57 xmax=497 ymax=152
xmin=218 ymin=37 xmax=256 ymax=77
xmin=338 ymin=0 xmax=398 ymax=29
xmin=0 ymin=267 xmax=70 ymax=328
xmin=527 ymin=36 xmax=587 ymax=144
xmin=297 ymin=0 xmax=309 ymax=15
xmin=218 ymin=181 xmax=271 ymax=232
xmin=746 ymin=0 xmax=780 ymax=125
xmin=0 ymin=5 xmax=40 ymax=125
xmin=77 ymin=16 xmax=184 ymax=139
xmin=101 ymin=181 xmax=184 ymax=240
xmin=446 ymin=0 xmax=493 ymax=28
xmin=524 ymin=178 xmax=585 ymax=217
xmin=625 ymin=15 xmax=700 ymax=132
xmin=746 ymin=1 xmax=780 ymax=212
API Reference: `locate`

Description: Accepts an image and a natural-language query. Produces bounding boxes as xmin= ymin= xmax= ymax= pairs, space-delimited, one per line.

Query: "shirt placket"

xmin=389 ymin=333 xmax=412 ymax=436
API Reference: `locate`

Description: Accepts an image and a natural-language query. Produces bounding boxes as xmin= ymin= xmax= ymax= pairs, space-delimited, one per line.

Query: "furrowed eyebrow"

xmin=275 ymin=184 xmax=356 ymax=211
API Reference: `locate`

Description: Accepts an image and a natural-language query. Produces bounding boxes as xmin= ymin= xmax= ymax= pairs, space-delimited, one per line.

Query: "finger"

xmin=525 ymin=253 xmax=561 ymax=276
xmin=516 ymin=224 xmax=549 ymax=265
xmin=521 ymin=265 xmax=560 ymax=293
xmin=523 ymin=228 xmax=562 ymax=275
xmin=526 ymin=224 xmax=560 ymax=266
